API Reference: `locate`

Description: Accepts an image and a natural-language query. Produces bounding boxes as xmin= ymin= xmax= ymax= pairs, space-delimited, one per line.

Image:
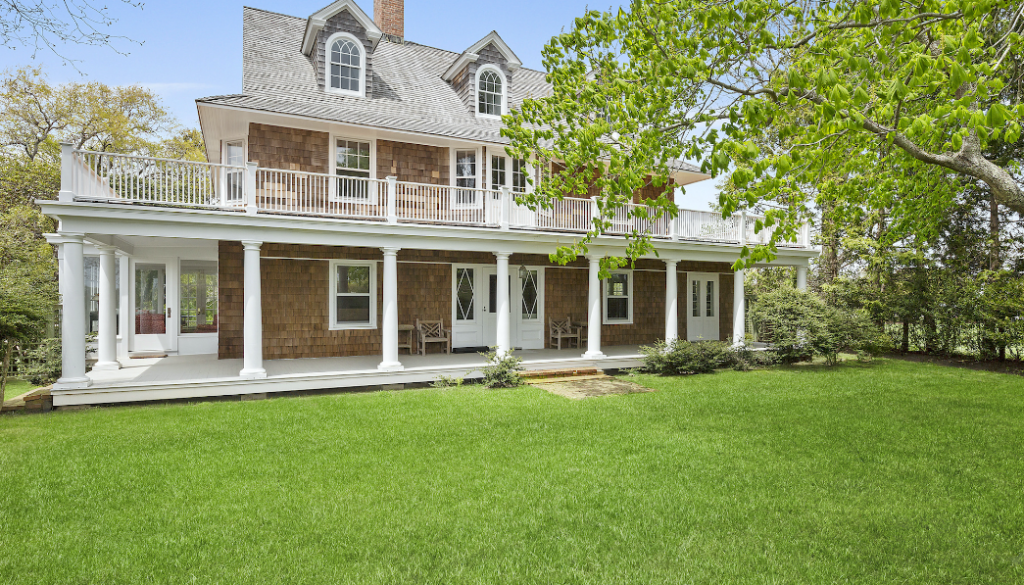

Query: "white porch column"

xmin=583 ymin=254 xmax=605 ymax=359
xmin=378 ymin=247 xmax=404 ymax=371
xmin=117 ymin=253 xmax=130 ymax=360
xmin=796 ymin=265 xmax=808 ymax=291
xmin=93 ymin=245 xmax=120 ymax=371
xmin=494 ymin=252 xmax=512 ymax=356
xmin=53 ymin=234 xmax=91 ymax=389
xmin=733 ymin=268 xmax=746 ymax=345
xmin=664 ymin=259 xmax=679 ymax=343
xmin=240 ymin=240 xmax=267 ymax=379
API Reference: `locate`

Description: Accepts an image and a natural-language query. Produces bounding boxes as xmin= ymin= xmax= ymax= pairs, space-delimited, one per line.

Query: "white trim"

xmin=302 ymin=0 xmax=382 ymax=55
xmin=450 ymin=147 xmax=483 ymax=210
xmin=602 ymin=269 xmax=634 ymax=325
xmin=475 ymin=64 xmax=506 ymax=119
xmin=328 ymin=259 xmax=378 ymax=330
xmin=325 ymin=31 xmax=367 ymax=98
xmin=441 ymin=31 xmax=522 ymax=81
xmin=452 ymin=264 xmax=479 ymax=325
xmin=329 ymin=134 xmax=376 ymax=202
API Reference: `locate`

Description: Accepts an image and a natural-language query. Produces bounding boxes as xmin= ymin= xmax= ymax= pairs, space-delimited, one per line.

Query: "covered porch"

xmin=55 ymin=346 xmax=645 ymax=406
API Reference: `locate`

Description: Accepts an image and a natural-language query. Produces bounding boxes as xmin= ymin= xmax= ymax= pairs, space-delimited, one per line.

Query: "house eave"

xmin=301 ymin=0 xmax=383 ymax=55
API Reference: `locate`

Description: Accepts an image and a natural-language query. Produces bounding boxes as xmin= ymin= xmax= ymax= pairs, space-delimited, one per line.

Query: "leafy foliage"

xmin=479 ymin=349 xmax=524 ymax=388
xmin=639 ymin=339 xmax=735 ymax=375
xmin=504 ymin=0 xmax=1024 ymax=268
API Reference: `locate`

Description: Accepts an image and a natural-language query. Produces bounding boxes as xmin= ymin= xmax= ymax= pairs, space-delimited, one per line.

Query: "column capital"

xmin=663 ymin=258 xmax=679 ymax=267
xmin=493 ymin=251 xmax=512 ymax=260
xmin=45 ymin=232 xmax=85 ymax=245
xmin=241 ymin=240 xmax=263 ymax=251
xmin=380 ymin=247 xmax=401 ymax=256
xmin=95 ymin=244 xmax=117 ymax=254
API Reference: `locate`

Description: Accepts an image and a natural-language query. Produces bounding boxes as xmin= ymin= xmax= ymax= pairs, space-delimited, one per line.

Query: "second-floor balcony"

xmin=64 ymin=147 xmax=811 ymax=248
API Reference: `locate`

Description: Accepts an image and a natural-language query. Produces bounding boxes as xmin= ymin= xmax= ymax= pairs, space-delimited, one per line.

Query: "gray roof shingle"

xmin=197 ymin=7 xmax=702 ymax=176
xmin=198 ymin=8 xmax=550 ymax=144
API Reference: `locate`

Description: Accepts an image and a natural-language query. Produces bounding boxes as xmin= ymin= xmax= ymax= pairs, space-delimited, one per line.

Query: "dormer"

xmin=301 ymin=0 xmax=383 ymax=98
xmin=441 ymin=31 xmax=522 ymax=119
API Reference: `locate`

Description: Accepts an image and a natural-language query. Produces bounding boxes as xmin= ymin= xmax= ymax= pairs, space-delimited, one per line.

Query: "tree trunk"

xmin=902 ymin=320 xmax=910 ymax=353
xmin=989 ymin=194 xmax=1001 ymax=271
xmin=1 ymin=338 xmax=12 ymax=400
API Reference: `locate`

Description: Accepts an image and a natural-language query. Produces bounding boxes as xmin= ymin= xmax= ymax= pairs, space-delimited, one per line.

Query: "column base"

xmin=582 ymin=350 xmax=606 ymax=359
xmin=377 ymin=361 xmax=405 ymax=372
xmin=91 ymin=360 xmax=122 ymax=371
xmin=53 ymin=376 xmax=92 ymax=390
xmin=239 ymin=368 xmax=268 ymax=379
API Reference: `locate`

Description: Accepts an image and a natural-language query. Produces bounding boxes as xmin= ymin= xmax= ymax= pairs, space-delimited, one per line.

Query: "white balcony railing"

xmin=63 ymin=147 xmax=812 ymax=248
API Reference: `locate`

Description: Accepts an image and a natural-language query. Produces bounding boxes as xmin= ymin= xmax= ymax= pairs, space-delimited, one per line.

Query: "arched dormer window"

xmin=476 ymin=65 xmax=505 ymax=117
xmin=327 ymin=32 xmax=365 ymax=97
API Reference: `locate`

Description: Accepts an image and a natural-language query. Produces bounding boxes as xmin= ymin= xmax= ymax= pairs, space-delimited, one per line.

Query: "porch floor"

xmin=58 ymin=345 xmax=644 ymax=407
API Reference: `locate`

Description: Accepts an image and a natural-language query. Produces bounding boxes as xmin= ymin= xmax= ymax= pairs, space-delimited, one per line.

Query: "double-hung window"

xmin=330 ymin=261 xmax=376 ymax=329
xmin=477 ymin=69 xmax=503 ymax=117
xmin=334 ymin=138 xmax=371 ymax=201
xmin=224 ymin=140 xmax=245 ymax=202
xmin=328 ymin=34 xmax=364 ymax=96
xmin=604 ymin=271 xmax=632 ymax=324
xmin=490 ymin=155 xmax=506 ymax=190
xmin=455 ymin=149 xmax=478 ymax=208
xmin=511 ymin=159 xmax=528 ymax=193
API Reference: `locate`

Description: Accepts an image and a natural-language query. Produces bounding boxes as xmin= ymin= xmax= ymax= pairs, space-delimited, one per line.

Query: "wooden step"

xmin=521 ymin=367 xmax=600 ymax=380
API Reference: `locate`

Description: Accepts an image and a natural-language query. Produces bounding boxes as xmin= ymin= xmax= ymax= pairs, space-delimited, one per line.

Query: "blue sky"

xmin=0 ymin=0 xmax=720 ymax=209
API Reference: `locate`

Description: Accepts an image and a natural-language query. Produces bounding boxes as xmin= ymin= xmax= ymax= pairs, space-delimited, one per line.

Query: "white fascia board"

xmin=466 ymin=31 xmax=522 ymax=71
xmin=441 ymin=52 xmax=480 ymax=82
xmin=302 ymin=0 xmax=383 ymax=56
xmin=39 ymin=201 xmax=819 ymax=264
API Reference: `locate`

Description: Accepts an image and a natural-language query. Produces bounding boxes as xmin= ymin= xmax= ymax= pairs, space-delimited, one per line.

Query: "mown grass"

xmin=1 ymin=359 xmax=1022 ymax=584
xmin=2 ymin=378 xmax=35 ymax=401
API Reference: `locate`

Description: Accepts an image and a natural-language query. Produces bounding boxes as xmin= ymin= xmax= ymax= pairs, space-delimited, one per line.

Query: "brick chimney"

xmin=375 ymin=0 xmax=404 ymax=40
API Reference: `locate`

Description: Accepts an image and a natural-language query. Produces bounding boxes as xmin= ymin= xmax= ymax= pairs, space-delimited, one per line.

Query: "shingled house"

xmin=39 ymin=0 xmax=816 ymax=406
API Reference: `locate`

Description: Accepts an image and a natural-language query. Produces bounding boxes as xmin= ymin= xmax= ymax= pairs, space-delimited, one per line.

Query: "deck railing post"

xmin=800 ymin=221 xmax=811 ymax=248
xmin=59 ymin=142 xmax=75 ymax=202
xmin=739 ymin=210 xmax=748 ymax=246
xmin=590 ymin=196 xmax=601 ymax=234
xmin=669 ymin=205 xmax=679 ymax=241
xmin=499 ymin=187 xmax=511 ymax=231
xmin=245 ymin=162 xmax=258 ymax=215
xmin=386 ymin=176 xmax=398 ymax=224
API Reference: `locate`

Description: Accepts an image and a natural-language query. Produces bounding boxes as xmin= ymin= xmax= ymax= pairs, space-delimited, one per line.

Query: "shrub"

xmin=479 ymin=348 xmax=523 ymax=388
xmin=430 ymin=374 xmax=464 ymax=390
xmin=751 ymin=287 xmax=885 ymax=366
xmin=640 ymin=339 xmax=734 ymax=375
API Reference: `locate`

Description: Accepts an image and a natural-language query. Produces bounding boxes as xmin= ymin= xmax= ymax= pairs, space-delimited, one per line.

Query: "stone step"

xmin=520 ymin=367 xmax=601 ymax=381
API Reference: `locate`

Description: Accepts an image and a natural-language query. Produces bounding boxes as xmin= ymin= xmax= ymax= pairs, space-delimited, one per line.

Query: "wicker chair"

xmin=549 ymin=317 xmax=581 ymax=349
xmin=415 ymin=319 xmax=451 ymax=355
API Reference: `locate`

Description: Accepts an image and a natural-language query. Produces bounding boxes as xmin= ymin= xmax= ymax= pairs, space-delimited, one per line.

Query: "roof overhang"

xmin=301 ymin=0 xmax=382 ymax=55
xmin=442 ymin=31 xmax=522 ymax=82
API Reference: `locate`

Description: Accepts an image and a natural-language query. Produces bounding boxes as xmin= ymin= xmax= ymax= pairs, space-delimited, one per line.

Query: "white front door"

xmin=132 ymin=260 xmax=176 ymax=352
xmin=686 ymin=272 xmax=720 ymax=342
xmin=451 ymin=264 xmax=544 ymax=350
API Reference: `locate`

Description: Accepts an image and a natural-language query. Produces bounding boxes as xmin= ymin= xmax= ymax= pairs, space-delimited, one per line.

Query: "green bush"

xmin=639 ymin=339 xmax=735 ymax=375
xmin=479 ymin=349 xmax=523 ymax=388
xmin=750 ymin=287 xmax=885 ymax=365
xmin=430 ymin=374 xmax=464 ymax=390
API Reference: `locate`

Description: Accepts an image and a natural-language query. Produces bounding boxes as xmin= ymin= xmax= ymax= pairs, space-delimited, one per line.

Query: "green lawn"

xmin=1 ymin=359 xmax=1022 ymax=584
xmin=3 ymin=378 xmax=35 ymax=401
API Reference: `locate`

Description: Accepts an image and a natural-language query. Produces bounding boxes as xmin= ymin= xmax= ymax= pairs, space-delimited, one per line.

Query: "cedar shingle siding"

xmin=219 ymin=245 xmax=735 ymax=359
xmin=376 ymin=140 xmax=449 ymax=184
xmin=248 ymin=123 xmax=329 ymax=173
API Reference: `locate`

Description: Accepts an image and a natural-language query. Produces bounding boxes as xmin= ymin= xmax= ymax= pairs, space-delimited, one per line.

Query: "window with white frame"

xmin=330 ymin=261 xmax=376 ymax=329
xmin=490 ymin=155 xmax=505 ymax=189
xmin=604 ymin=271 xmax=632 ymax=324
xmin=455 ymin=149 xmax=478 ymax=207
xmin=328 ymin=33 xmax=364 ymax=96
xmin=511 ymin=158 xmax=528 ymax=193
xmin=224 ymin=140 xmax=245 ymax=202
xmin=334 ymin=138 xmax=371 ymax=200
xmin=477 ymin=67 xmax=504 ymax=117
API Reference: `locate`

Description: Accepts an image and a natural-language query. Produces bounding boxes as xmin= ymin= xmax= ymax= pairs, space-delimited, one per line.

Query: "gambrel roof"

xmin=198 ymin=8 xmax=550 ymax=144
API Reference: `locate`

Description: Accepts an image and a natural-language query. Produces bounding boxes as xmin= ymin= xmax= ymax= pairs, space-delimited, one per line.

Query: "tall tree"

xmin=504 ymin=0 xmax=1024 ymax=266
xmin=1 ymin=0 xmax=143 ymax=65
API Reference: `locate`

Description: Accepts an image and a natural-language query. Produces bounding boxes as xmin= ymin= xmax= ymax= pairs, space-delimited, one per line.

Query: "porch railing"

xmin=62 ymin=146 xmax=812 ymax=248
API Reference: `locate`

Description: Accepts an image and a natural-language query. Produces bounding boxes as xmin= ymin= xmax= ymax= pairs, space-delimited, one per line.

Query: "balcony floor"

xmin=55 ymin=345 xmax=644 ymax=407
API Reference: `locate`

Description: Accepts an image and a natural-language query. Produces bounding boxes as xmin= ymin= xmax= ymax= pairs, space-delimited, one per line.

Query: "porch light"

xmin=518 ymin=264 xmax=529 ymax=280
